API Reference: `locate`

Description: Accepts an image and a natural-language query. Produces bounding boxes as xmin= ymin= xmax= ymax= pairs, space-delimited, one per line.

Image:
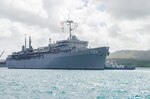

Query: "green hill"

xmin=108 ymin=50 xmax=150 ymax=67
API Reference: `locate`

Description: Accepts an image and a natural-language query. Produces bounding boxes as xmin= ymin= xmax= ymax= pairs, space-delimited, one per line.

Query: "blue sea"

xmin=0 ymin=68 xmax=150 ymax=99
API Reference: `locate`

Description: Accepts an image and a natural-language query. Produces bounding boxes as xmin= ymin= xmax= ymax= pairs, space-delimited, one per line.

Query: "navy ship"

xmin=6 ymin=20 xmax=109 ymax=69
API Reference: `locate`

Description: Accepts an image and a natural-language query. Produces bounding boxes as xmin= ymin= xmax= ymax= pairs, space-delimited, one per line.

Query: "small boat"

xmin=105 ymin=59 xmax=136 ymax=70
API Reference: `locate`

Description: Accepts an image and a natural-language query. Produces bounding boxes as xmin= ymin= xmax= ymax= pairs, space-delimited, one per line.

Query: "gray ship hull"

xmin=7 ymin=47 xmax=108 ymax=69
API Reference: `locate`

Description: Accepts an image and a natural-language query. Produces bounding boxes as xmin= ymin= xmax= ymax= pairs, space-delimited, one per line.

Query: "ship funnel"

xmin=22 ymin=46 xmax=24 ymax=52
xmin=29 ymin=36 xmax=32 ymax=49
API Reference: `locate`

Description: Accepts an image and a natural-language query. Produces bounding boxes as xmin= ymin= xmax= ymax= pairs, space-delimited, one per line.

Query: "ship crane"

xmin=0 ymin=50 xmax=5 ymax=59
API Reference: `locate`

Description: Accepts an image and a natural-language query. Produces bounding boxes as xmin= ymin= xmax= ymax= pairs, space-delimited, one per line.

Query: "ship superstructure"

xmin=6 ymin=20 xmax=109 ymax=69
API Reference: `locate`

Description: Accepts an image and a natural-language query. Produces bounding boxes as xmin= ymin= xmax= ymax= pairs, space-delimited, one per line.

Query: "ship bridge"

xmin=53 ymin=35 xmax=88 ymax=52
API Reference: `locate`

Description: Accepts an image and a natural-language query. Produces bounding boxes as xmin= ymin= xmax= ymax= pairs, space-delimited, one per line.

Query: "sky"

xmin=0 ymin=0 xmax=150 ymax=59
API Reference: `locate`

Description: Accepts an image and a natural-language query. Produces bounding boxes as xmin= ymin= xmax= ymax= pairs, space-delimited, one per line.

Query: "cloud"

xmin=0 ymin=0 xmax=49 ymax=28
xmin=0 ymin=0 xmax=150 ymax=59
xmin=100 ymin=0 xmax=150 ymax=20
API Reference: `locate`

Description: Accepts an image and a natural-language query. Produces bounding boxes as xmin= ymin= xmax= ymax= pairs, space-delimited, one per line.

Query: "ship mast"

xmin=66 ymin=19 xmax=78 ymax=40
xmin=66 ymin=20 xmax=73 ymax=40
xmin=61 ymin=18 xmax=78 ymax=40
xmin=24 ymin=34 xmax=27 ymax=51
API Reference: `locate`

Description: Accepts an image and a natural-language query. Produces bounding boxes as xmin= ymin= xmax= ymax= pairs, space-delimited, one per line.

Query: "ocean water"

xmin=0 ymin=68 xmax=150 ymax=99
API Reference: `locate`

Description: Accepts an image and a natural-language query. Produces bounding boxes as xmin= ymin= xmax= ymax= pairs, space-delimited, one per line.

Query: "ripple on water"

xmin=0 ymin=68 xmax=150 ymax=99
